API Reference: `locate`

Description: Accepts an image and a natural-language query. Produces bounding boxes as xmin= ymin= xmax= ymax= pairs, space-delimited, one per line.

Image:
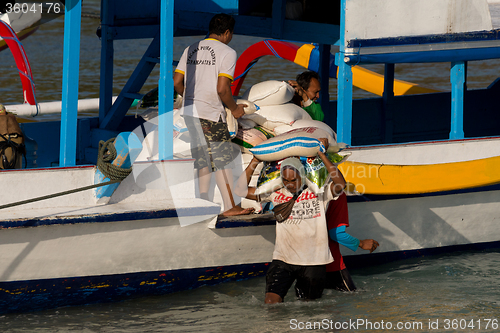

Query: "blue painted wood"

xmin=271 ymin=0 xmax=286 ymax=39
xmin=450 ymin=61 xmax=466 ymax=140
xmin=0 ymin=204 xmax=221 ymax=229
xmin=343 ymin=241 xmax=500 ymax=270
xmin=344 ymin=47 xmax=500 ymax=65
xmin=382 ymin=64 xmax=395 ymax=143
xmin=111 ymin=25 xmax=160 ymax=40
xmin=174 ymin=11 xmax=340 ymax=45
xmin=158 ymin=0 xmax=174 ymax=160
xmin=0 ymin=262 xmax=270 ymax=314
xmin=99 ymin=0 xmax=115 ymax=124
xmin=99 ymin=34 xmax=160 ymax=131
xmin=175 ymin=0 xmax=238 ymax=13
xmin=2 ymin=243 xmax=499 ymax=314
xmin=94 ymin=132 xmax=142 ymax=202
xmin=336 ymin=0 xmax=352 ymax=146
xmin=59 ymin=0 xmax=82 ymax=167
xmin=347 ymin=29 xmax=500 ymax=48
xmin=318 ymin=44 xmax=331 ymax=114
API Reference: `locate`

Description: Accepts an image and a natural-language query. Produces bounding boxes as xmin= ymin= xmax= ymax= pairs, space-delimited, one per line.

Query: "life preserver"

xmin=0 ymin=19 xmax=37 ymax=105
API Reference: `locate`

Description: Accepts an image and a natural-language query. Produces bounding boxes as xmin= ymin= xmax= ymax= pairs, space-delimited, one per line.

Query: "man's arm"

xmin=217 ymin=76 xmax=245 ymax=119
xmin=329 ymin=226 xmax=380 ymax=253
xmin=234 ymin=155 xmax=261 ymax=201
xmin=173 ymin=72 xmax=185 ymax=96
xmin=317 ymin=138 xmax=346 ymax=197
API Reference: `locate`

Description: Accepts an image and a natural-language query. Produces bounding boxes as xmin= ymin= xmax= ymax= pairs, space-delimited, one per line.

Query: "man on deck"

xmin=173 ymin=13 xmax=253 ymax=217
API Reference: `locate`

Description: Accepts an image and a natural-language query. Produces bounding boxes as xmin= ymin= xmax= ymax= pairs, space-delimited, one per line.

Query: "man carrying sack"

xmin=0 ymin=104 xmax=25 ymax=169
xmin=235 ymin=138 xmax=346 ymax=304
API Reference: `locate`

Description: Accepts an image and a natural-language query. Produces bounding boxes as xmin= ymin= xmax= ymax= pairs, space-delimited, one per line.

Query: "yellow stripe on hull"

xmin=350 ymin=66 xmax=440 ymax=96
xmin=338 ymin=155 xmax=500 ymax=195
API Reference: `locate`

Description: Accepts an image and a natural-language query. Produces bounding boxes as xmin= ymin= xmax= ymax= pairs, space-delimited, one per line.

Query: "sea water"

xmin=0 ymin=250 xmax=499 ymax=332
xmin=1 ymin=1 xmax=500 ymax=331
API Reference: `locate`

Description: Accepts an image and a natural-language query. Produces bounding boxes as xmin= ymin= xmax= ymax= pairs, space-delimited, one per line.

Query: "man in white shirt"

xmin=236 ymin=138 xmax=346 ymax=303
xmin=174 ymin=14 xmax=253 ymax=217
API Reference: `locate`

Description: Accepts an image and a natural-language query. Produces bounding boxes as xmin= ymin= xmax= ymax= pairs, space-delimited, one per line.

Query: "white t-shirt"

xmin=261 ymin=184 xmax=337 ymax=266
xmin=175 ymin=38 xmax=237 ymax=122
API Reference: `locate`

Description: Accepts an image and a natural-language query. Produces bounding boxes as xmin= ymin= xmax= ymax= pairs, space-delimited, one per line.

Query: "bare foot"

xmin=221 ymin=206 xmax=255 ymax=217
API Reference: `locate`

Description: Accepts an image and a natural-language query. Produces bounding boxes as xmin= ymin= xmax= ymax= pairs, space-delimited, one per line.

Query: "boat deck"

xmin=0 ymin=198 xmax=220 ymax=229
xmin=216 ymin=212 xmax=276 ymax=228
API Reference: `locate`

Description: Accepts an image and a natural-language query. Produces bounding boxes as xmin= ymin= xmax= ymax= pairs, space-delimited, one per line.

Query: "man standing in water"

xmin=236 ymin=138 xmax=346 ymax=303
xmin=174 ymin=13 xmax=253 ymax=217
xmin=290 ymin=70 xmax=380 ymax=291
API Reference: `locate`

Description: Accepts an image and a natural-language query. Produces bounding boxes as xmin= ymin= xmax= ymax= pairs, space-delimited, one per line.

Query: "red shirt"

xmin=325 ymin=192 xmax=349 ymax=272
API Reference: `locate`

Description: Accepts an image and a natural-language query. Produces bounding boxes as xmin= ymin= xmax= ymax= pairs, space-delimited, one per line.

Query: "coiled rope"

xmin=96 ymin=137 xmax=132 ymax=181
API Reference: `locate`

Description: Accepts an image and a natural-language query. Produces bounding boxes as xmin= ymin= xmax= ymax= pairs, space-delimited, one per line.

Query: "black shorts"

xmin=265 ymin=260 xmax=326 ymax=301
xmin=325 ymin=268 xmax=357 ymax=292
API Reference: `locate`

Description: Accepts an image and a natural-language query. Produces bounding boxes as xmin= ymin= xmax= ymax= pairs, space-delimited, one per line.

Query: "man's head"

xmin=296 ymin=71 xmax=321 ymax=102
xmin=280 ymin=158 xmax=306 ymax=194
xmin=209 ymin=13 xmax=235 ymax=44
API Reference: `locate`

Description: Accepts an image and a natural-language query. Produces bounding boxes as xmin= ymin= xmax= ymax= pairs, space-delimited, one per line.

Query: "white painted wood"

xmin=345 ymin=0 xmax=492 ymax=44
xmin=345 ymin=137 xmax=500 ymax=165
xmin=0 ymin=215 xmax=276 ymax=282
xmin=343 ymin=189 xmax=500 ymax=256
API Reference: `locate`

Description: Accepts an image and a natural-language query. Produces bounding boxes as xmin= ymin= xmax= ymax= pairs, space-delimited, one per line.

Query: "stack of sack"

xmin=135 ymin=80 xmax=350 ymax=214
xmin=136 ymin=108 xmax=192 ymax=161
xmin=232 ymin=80 xmax=349 ymax=213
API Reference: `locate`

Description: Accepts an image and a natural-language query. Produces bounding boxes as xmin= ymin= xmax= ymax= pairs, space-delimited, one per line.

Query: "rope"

xmin=264 ymin=39 xmax=284 ymax=59
xmin=0 ymin=179 xmax=120 ymax=211
xmin=233 ymin=60 xmax=258 ymax=82
xmin=97 ymin=137 xmax=132 ymax=181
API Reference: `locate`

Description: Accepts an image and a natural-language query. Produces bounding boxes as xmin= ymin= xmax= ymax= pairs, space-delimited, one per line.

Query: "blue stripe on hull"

xmin=346 ymin=47 xmax=500 ymax=65
xmin=0 ymin=205 xmax=220 ymax=229
xmin=347 ymin=29 xmax=500 ymax=48
xmin=2 ymin=241 xmax=499 ymax=314
xmin=344 ymin=240 xmax=500 ymax=269
xmin=0 ymin=263 xmax=270 ymax=314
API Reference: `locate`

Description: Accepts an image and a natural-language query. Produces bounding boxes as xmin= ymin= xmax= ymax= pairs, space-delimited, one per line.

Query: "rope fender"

xmin=97 ymin=137 xmax=132 ymax=181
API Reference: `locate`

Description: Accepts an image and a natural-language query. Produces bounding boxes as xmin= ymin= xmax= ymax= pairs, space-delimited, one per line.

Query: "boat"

xmin=0 ymin=9 xmax=41 ymax=52
xmin=2 ymin=0 xmax=500 ymax=314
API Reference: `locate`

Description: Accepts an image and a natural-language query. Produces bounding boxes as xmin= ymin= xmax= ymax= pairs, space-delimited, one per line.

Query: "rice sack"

xmin=242 ymin=103 xmax=311 ymax=130
xmin=255 ymin=152 xmax=350 ymax=195
xmin=226 ymin=99 xmax=259 ymax=138
xmin=249 ymin=127 xmax=335 ymax=162
xmin=232 ymin=126 xmax=274 ymax=153
xmin=241 ymin=80 xmax=295 ymax=106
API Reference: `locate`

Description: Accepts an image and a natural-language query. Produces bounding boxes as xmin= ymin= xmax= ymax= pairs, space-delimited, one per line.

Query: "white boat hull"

xmin=1 ymin=138 xmax=500 ymax=313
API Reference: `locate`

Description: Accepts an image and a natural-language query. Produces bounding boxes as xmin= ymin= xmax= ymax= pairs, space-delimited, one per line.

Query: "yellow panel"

xmin=294 ymin=44 xmax=315 ymax=69
xmin=342 ymin=66 xmax=440 ymax=96
xmin=338 ymin=155 xmax=500 ymax=195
